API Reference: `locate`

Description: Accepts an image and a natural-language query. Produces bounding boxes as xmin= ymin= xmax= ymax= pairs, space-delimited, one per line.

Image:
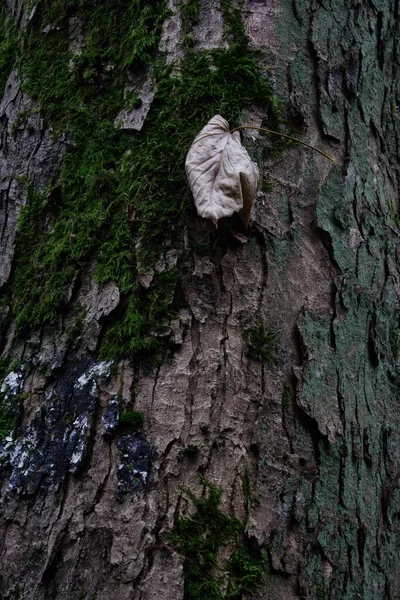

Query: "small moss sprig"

xmin=119 ymin=408 xmax=144 ymax=433
xmin=247 ymin=326 xmax=279 ymax=364
xmin=171 ymin=479 xmax=266 ymax=599
xmin=183 ymin=444 xmax=200 ymax=458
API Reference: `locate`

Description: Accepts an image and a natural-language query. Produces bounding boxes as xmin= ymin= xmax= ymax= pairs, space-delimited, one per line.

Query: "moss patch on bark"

xmin=171 ymin=480 xmax=266 ymax=599
xmin=5 ymin=0 xmax=285 ymax=360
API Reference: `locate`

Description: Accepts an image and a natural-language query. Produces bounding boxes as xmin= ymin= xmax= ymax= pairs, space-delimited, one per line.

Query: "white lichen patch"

xmin=137 ymin=469 xmax=149 ymax=483
xmin=75 ymin=361 xmax=113 ymax=391
xmin=69 ymin=414 xmax=89 ymax=469
xmin=102 ymin=397 xmax=119 ymax=436
xmin=1 ymin=369 xmax=24 ymax=400
xmin=6 ymin=429 xmax=39 ymax=492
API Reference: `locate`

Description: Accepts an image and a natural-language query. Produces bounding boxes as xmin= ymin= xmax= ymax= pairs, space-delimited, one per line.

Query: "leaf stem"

xmin=231 ymin=125 xmax=334 ymax=162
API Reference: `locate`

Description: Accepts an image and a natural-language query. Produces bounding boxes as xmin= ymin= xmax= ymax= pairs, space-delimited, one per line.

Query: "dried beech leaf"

xmin=185 ymin=115 xmax=259 ymax=226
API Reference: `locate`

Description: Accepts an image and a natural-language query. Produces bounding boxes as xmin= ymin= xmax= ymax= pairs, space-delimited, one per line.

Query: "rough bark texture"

xmin=1 ymin=1 xmax=400 ymax=599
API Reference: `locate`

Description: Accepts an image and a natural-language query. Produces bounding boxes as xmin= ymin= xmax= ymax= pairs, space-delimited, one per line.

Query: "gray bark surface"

xmin=0 ymin=1 xmax=400 ymax=599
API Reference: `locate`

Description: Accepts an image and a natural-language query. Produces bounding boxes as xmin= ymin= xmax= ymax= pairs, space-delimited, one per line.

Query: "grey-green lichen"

xmin=276 ymin=0 xmax=400 ymax=596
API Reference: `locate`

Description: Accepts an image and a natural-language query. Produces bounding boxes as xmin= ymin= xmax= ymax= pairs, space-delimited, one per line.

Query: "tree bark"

xmin=0 ymin=0 xmax=400 ymax=598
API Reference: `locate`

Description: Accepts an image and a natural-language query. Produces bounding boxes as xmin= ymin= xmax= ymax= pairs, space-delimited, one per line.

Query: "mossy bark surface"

xmin=0 ymin=1 xmax=400 ymax=598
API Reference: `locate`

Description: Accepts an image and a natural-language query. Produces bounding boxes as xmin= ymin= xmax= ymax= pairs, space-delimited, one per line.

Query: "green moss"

xmin=11 ymin=109 xmax=32 ymax=136
xmin=0 ymin=358 xmax=12 ymax=383
xmin=241 ymin=466 xmax=260 ymax=514
xmin=388 ymin=199 xmax=400 ymax=229
xmin=306 ymin=503 xmax=319 ymax=530
xmin=262 ymin=179 xmax=277 ymax=193
xmin=100 ymin=269 xmax=181 ymax=360
xmin=183 ymin=444 xmax=200 ymax=458
xmin=389 ymin=324 xmax=400 ymax=360
xmin=180 ymin=0 xmax=202 ymax=35
xmin=0 ymin=390 xmax=24 ymax=441
xmin=315 ymin=581 xmax=329 ymax=600
xmin=241 ymin=465 xmax=252 ymax=515
xmin=0 ymin=6 xmax=19 ymax=97
xmin=225 ymin=546 xmax=267 ymax=599
xmin=220 ymin=0 xmax=248 ymax=48
xmin=119 ymin=408 xmax=144 ymax=432
xmin=12 ymin=182 xmax=80 ymax=330
xmin=171 ymin=480 xmax=266 ymax=599
xmin=9 ymin=0 xmax=171 ymax=339
xmin=20 ymin=0 xmax=170 ymax=131
xmin=247 ymin=326 xmax=279 ymax=364
xmin=65 ymin=304 xmax=86 ymax=349
xmin=282 ymin=383 xmax=291 ymax=409
xmin=0 ymin=402 xmax=17 ymax=440
xmin=8 ymin=0 xmax=286 ymax=361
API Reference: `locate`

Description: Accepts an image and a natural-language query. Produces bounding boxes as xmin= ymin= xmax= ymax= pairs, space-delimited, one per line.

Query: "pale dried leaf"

xmin=185 ymin=115 xmax=259 ymax=226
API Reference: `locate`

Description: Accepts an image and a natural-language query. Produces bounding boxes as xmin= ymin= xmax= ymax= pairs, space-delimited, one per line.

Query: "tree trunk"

xmin=1 ymin=0 xmax=399 ymax=598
